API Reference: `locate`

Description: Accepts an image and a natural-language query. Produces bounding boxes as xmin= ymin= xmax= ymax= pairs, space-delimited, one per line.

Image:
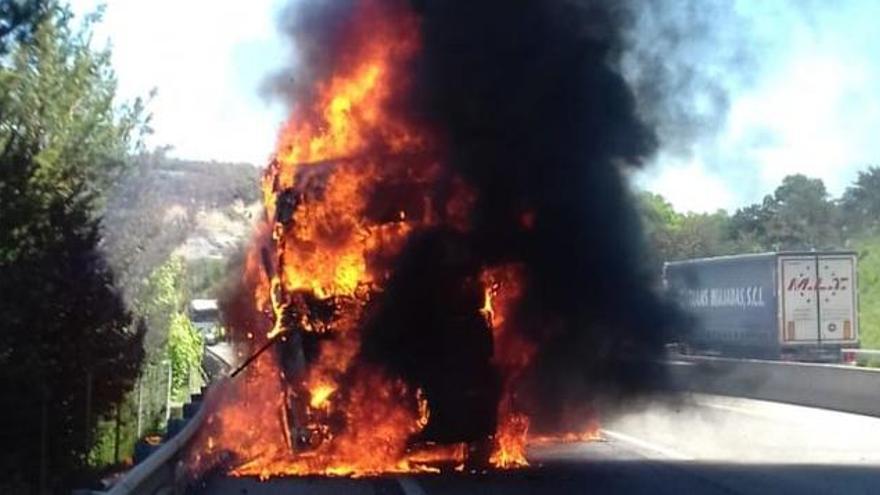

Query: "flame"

xmin=244 ymin=223 xmax=273 ymax=312
xmin=489 ymin=411 xmax=530 ymax=469
xmin=186 ymin=0 xmax=600 ymax=479
xmin=309 ymin=383 xmax=336 ymax=409
xmin=529 ymin=427 xmax=603 ymax=445
xmin=480 ymin=282 xmax=497 ymax=326
xmin=187 ymin=0 xmax=443 ymax=478
xmin=480 ymin=265 xmax=524 ymax=332
xmin=406 ymin=442 xmax=467 ymax=467
xmin=479 ymin=264 xmax=537 ymax=468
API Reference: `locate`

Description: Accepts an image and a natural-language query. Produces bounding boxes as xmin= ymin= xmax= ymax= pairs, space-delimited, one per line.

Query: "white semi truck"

xmin=664 ymin=251 xmax=859 ymax=362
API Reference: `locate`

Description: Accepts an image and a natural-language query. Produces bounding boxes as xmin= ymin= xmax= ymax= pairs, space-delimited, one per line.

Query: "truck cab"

xmin=190 ymin=299 xmax=221 ymax=345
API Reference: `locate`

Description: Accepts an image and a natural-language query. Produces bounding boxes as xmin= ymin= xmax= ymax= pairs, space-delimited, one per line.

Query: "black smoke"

xmin=619 ymin=0 xmax=755 ymax=157
xmin=269 ymin=0 xmax=684 ymax=441
xmin=361 ymin=0 xmax=682 ymax=436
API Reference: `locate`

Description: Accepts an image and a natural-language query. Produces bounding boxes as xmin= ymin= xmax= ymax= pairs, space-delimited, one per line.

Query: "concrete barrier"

xmin=667 ymin=355 xmax=880 ymax=417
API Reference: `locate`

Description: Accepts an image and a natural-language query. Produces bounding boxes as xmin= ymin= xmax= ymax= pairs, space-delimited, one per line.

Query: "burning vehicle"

xmin=186 ymin=0 xmax=677 ymax=480
xmin=255 ymin=156 xmax=503 ymax=467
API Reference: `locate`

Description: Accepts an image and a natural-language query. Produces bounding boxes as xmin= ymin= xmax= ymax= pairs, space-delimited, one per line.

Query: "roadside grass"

xmin=855 ymin=237 xmax=880 ymax=365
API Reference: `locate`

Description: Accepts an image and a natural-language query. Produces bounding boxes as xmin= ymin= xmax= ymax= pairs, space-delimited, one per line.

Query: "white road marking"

xmin=601 ymin=429 xmax=694 ymax=461
xmin=696 ymin=400 xmax=782 ymax=421
xmin=397 ymin=476 xmax=428 ymax=495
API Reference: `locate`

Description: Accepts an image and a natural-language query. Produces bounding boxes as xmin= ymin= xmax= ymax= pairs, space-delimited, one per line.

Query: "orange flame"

xmin=479 ymin=264 xmax=535 ymax=468
xmin=489 ymin=411 xmax=530 ymax=469
xmin=187 ymin=0 xmax=600 ymax=479
xmin=188 ymin=0 xmax=445 ymax=478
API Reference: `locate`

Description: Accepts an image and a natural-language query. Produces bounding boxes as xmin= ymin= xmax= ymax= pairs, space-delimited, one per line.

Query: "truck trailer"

xmin=663 ymin=252 xmax=859 ymax=361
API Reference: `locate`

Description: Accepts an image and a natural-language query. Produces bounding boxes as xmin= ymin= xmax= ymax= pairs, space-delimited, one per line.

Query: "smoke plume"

xmin=352 ymin=0 xmax=679 ymax=432
xmin=261 ymin=0 xmax=683 ymax=440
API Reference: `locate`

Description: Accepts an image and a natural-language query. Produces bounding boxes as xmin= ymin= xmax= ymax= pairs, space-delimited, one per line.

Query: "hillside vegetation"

xmin=102 ymin=151 xmax=260 ymax=299
xmin=855 ymin=237 xmax=880 ymax=350
xmin=93 ymin=152 xmax=261 ymax=469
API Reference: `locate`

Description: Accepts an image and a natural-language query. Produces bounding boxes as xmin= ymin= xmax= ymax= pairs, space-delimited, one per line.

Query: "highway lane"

xmin=601 ymin=393 xmax=880 ymax=465
xmin=205 ymin=342 xmax=238 ymax=368
xmin=187 ymin=393 xmax=880 ymax=494
xmin=203 ymin=342 xmax=239 ymax=380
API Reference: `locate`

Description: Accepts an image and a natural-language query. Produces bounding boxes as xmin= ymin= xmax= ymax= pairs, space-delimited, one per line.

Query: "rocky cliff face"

xmin=101 ymin=152 xmax=261 ymax=297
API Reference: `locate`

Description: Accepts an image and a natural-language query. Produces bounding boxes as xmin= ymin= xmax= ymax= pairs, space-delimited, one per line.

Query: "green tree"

xmin=139 ymin=256 xmax=204 ymax=403
xmin=728 ymin=175 xmax=840 ymax=251
xmin=728 ymin=200 xmax=772 ymax=251
xmin=637 ymin=192 xmax=681 ymax=268
xmin=637 ymin=192 xmax=733 ymax=269
xmin=840 ymin=166 xmax=880 ymax=237
xmin=853 ymin=236 xmax=880 ymax=351
xmin=764 ymin=175 xmax=838 ymax=249
xmin=672 ymin=211 xmax=733 ymax=259
xmin=0 ymin=4 xmax=148 ymax=491
xmin=168 ymin=312 xmax=203 ymax=402
xmin=0 ymin=0 xmax=48 ymax=53
xmin=187 ymin=257 xmax=229 ymax=298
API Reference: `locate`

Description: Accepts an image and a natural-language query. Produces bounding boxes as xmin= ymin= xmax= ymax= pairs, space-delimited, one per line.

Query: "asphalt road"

xmin=205 ymin=342 xmax=238 ymax=368
xmin=186 ymin=393 xmax=880 ymax=494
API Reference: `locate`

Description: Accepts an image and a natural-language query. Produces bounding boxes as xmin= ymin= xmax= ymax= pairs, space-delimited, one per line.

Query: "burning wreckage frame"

xmin=230 ymin=158 xmax=501 ymax=470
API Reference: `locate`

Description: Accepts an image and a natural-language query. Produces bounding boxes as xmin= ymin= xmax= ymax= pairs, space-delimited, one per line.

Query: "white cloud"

xmin=637 ymin=0 xmax=880 ymax=212
xmin=635 ymin=156 xmax=736 ymax=214
xmin=726 ymin=52 xmax=879 ymax=200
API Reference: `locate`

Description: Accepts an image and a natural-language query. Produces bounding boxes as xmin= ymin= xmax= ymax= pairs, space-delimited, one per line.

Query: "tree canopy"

xmin=840 ymin=167 xmax=880 ymax=235
xmin=638 ymin=171 xmax=875 ymax=264
xmin=0 ymin=0 xmax=47 ymax=53
xmin=0 ymin=3 xmax=148 ymax=491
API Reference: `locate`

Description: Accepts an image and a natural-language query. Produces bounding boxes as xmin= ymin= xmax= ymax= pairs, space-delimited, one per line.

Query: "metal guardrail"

xmin=841 ymin=348 xmax=880 ymax=360
xmin=97 ymin=349 xmax=233 ymax=495
xmin=845 ymin=349 xmax=880 ymax=355
xmin=105 ymin=395 xmax=208 ymax=495
xmin=667 ymin=355 xmax=880 ymax=417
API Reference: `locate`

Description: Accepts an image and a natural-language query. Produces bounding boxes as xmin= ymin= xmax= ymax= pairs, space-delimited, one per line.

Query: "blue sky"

xmin=629 ymin=0 xmax=880 ymax=212
xmin=69 ymin=1 xmax=880 ymax=214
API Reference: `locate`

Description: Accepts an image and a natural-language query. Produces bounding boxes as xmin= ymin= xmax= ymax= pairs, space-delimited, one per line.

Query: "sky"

xmin=69 ymin=0 xmax=289 ymax=166
xmin=69 ymin=0 xmax=880 ymax=214
xmin=629 ymin=0 xmax=880 ymax=212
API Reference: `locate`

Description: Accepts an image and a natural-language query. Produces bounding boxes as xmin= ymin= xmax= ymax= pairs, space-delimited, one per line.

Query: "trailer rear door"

xmin=817 ymin=255 xmax=858 ymax=344
xmin=780 ymin=256 xmax=820 ymax=343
